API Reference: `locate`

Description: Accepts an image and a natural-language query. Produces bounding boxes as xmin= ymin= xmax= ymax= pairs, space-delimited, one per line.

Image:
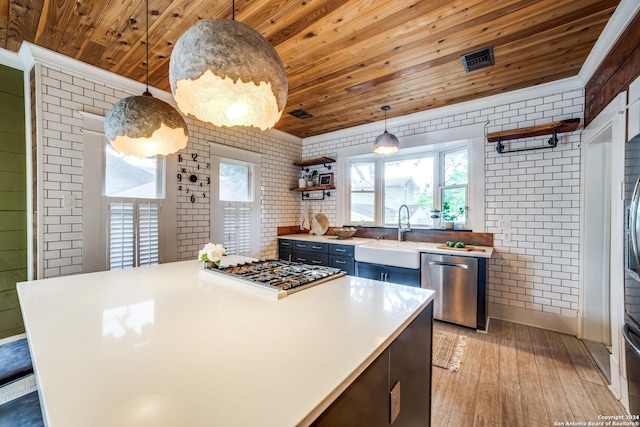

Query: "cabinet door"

xmin=330 ymin=255 xmax=355 ymax=275
xmin=278 ymin=239 xmax=292 ymax=261
xmin=389 ymin=303 xmax=433 ymax=427
xmin=356 ymin=262 xmax=387 ymax=282
xmin=356 ymin=262 xmax=420 ymax=287
xmin=311 ymin=348 xmax=390 ymax=427
xmin=386 ymin=266 xmax=421 ymax=288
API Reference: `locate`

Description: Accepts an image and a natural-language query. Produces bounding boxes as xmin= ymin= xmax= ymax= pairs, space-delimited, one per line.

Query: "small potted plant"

xmin=306 ymin=169 xmax=318 ymax=187
xmin=442 ymin=202 xmax=468 ymax=229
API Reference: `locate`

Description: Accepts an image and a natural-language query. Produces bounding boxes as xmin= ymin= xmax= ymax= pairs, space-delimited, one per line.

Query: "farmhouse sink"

xmin=354 ymin=240 xmax=422 ymax=269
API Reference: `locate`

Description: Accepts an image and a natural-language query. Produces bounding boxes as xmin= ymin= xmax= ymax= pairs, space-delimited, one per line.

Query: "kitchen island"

xmin=18 ymin=260 xmax=434 ymax=426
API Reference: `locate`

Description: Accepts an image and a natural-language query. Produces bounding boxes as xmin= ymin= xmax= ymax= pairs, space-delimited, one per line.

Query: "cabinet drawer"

xmin=293 ymin=251 xmax=328 ymax=266
xmin=293 ymin=241 xmax=328 ymax=253
xmin=278 ymin=239 xmax=293 ymax=249
xmin=329 ymin=255 xmax=355 ymax=275
xmin=329 ymin=244 xmax=354 ymax=257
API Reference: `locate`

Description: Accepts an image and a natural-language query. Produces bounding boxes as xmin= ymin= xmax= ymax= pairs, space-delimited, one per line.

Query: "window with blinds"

xmin=108 ymin=201 xmax=159 ymax=270
xmin=222 ymin=202 xmax=252 ymax=256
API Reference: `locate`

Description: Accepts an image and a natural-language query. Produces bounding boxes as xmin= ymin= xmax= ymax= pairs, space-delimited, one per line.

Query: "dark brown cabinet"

xmin=312 ymin=302 xmax=433 ymax=426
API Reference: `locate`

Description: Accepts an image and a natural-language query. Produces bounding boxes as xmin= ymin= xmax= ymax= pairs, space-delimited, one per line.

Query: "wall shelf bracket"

xmin=294 ymin=156 xmax=335 ymax=172
xmin=301 ymin=189 xmax=331 ymax=201
xmin=495 ymin=130 xmax=559 ymax=154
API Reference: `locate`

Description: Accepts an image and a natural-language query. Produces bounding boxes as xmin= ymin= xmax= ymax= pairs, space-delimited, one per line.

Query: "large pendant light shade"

xmin=169 ymin=19 xmax=288 ymax=130
xmin=105 ymin=93 xmax=189 ymax=159
xmin=104 ymin=0 xmax=188 ymax=159
xmin=373 ymin=106 xmax=399 ymax=154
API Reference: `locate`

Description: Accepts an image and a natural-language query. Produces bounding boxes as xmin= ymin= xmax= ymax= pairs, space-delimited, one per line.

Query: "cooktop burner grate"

xmin=214 ymin=260 xmax=346 ymax=294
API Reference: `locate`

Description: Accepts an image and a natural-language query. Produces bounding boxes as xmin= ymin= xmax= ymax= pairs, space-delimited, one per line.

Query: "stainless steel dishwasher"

xmin=421 ymin=253 xmax=478 ymax=328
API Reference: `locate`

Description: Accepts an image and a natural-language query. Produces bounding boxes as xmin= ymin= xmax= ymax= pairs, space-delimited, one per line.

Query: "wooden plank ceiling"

xmin=0 ymin=0 xmax=621 ymax=138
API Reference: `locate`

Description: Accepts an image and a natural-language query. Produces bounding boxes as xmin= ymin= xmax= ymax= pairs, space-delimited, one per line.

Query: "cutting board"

xmin=436 ymin=244 xmax=485 ymax=252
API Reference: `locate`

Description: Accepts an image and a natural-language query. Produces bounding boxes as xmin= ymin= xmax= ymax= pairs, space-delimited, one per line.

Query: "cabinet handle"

xmin=296 ymin=243 xmax=307 ymax=248
xmin=312 ymin=245 xmax=322 ymax=249
xmin=335 ymin=260 xmax=346 ymax=264
xmin=281 ymin=241 xmax=290 ymax=247
xmin=311 ymin=260 xmax=322 ymax=264
xmin=335 ymin=248 xmax=346 ymax=252
xmin=298 ymin=257 xmax=307 ymax=262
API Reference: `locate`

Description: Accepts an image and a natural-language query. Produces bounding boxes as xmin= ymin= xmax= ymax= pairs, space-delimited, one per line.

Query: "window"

xmin=219 ymin=158 xmax=254 ymax=255
xmin=210 ymin=143 xmax=262 ymax=258
xmin=440 ymin=148 xmax=468 ymax=224
xmin=104 ymin=145 xmax=164 ymax=270
xmin=347 ymin=146 xmax=467 ymax=227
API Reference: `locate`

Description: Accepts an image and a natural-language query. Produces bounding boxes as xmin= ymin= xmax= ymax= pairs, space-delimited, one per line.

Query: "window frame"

xmin=80 ymin=111 xmax=178 ymax=273
xmin=209 ymin=142 xmax=262 ymax=258
xmin=336 ymin=127 xmax=484 ymax=233
xmin=345 ymin=145 xmax=466 ymax=227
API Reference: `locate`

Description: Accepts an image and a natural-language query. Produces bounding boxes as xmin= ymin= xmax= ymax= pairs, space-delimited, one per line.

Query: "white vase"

xmin=298 ymin=178 xmax=307 ymax=188
xmin=307 ymin=180 xmax=315 ymax=187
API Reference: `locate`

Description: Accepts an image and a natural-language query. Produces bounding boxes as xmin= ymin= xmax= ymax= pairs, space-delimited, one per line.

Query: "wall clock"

xmin=177 ymin=152 xmax=210 ymax=203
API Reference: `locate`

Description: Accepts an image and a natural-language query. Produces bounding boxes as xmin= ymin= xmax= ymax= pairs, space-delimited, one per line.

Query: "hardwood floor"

xmin=432 ymin=319 xmax=626 ymax=427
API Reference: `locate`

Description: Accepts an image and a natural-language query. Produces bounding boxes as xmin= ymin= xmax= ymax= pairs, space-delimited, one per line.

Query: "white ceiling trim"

xmin=0 ymin=47 xmax=25 ymax=70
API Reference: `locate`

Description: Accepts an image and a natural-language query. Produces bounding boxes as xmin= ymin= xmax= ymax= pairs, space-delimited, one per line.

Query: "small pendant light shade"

xmin=373 ymin=106 xmax=399 ymax=154
xmin=169 ymin=19 xmax=288 ymax=130
xmin=104 ymin=0 xmax=188 ymax=159
xmin=105 ymin=93 xmax=189 ymax=159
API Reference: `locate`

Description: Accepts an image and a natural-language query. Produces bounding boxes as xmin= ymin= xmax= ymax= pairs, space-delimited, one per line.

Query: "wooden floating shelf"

xmin=290 ymin=185 xmax=335 ymax=192
xmin=486 ymin=118 xmax=580 ymax=143
xmin=293 ymin=156 xmax=336 ymax=167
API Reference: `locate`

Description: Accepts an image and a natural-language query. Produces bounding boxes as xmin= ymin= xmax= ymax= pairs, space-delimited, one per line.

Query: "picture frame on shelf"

xmin=318 ymin=172 xmax=333 ymax=187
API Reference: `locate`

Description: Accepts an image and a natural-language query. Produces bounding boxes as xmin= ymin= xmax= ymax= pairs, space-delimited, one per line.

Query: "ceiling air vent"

xmin=461 ymin=46 xmax=495 ymax=73
xmin=288 ymin=109 xmax=313 ymax=119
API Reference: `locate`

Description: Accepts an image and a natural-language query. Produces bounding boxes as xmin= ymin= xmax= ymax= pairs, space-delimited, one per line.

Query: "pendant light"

xmin=373 ymin=106 xmax=399 ymax=155
xmin=105 ymin=0 xmax=188 ymax=159
xmin=168 ymin=0 xmax=287 ymax=131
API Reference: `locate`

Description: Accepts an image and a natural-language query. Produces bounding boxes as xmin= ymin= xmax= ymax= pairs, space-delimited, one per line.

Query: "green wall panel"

xmin=0 ymin=269 xmax=27 ymax=292
xmin=0 ymin=131 xmax=26 ymax=154
xmin=0 ymin=63 xmax=26 ymax=339
xmin=0 ymin=212 xmax=26 ymax=232
xmin=0 ymin=66 xmax=24 ymax=97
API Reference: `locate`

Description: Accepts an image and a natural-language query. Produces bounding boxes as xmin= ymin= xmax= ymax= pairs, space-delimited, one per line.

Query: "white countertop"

xmin=18 ymin=260 xmax=434 ymax=427
xmin=279 ymin=234 xmax=494 ymax=258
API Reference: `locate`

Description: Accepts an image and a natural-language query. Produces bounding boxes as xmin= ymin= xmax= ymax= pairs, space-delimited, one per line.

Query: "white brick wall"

xmin=302 ymin=88 xmax=584 ymax=323
xmin=36 ymin=64 xmax=301 ymax=278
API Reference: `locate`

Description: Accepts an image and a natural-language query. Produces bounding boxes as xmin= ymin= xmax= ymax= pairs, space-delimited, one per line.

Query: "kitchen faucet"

xmin=398 ymin=204 xmax=411 ymax=241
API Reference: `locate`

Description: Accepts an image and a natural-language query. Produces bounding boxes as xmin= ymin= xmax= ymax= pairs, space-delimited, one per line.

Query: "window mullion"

xmin=375 ymin=159 xmax=384 ymax=225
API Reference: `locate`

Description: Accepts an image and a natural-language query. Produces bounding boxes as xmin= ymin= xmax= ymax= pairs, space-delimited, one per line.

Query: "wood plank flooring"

xmin=432 ymin=319 xmax=626 ymax=427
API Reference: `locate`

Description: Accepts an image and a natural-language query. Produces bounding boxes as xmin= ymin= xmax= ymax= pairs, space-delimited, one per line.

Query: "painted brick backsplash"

xmin=36 ymin=64 xmax=301 ymax=277
xmin=302 ymin=88 xmax=584 ymax=322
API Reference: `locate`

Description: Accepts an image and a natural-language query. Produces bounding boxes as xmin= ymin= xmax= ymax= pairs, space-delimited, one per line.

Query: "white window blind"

xmin=108 ymin=201 xmax=160 ymax=270
xmin=223 ymin=202 xmax=252 ymax=256
xmin=138 ymin=202 xmax=159 ymax=266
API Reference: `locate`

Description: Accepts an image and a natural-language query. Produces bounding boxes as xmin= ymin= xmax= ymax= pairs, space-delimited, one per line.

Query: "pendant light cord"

xmin=232 ymin=0 xmax=235 ymax=20
xmin=144 ymin=0 xmax=150 ymax=95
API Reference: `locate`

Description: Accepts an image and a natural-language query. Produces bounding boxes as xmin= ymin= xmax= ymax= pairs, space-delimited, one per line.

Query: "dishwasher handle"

xmin=623 ymin=323 xmax=640 ymax=358
xmin=428 ymin=260 xmax=469 ymax=269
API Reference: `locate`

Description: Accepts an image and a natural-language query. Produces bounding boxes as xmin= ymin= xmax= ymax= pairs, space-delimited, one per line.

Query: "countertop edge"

xmin=279 ymin=234 xmax=494 ymax=257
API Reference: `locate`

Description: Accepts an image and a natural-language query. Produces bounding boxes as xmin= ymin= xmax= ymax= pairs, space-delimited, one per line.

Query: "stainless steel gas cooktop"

xmin=214 ymin=260 xmax=346 ymax=295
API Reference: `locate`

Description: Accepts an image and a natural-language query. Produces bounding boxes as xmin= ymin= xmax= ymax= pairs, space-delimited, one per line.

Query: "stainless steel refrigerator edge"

xmin=623 ymin=132 xmax=640 ymax=416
